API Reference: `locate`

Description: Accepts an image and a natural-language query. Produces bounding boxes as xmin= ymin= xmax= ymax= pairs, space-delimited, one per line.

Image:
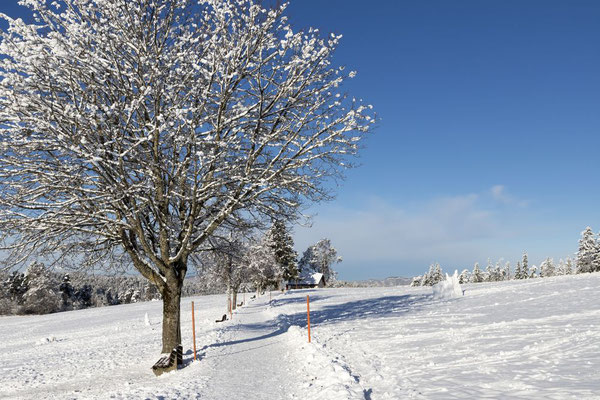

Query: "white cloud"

xmin=294 ymin=185 xmax=529 ymax=276
xmin=490 ymin=184 xmax=529 ymax=207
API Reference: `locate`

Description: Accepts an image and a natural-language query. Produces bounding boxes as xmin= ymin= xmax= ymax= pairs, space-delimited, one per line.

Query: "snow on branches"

xmin=0 ymin=0 xmax=373 ymax=275
xmin=0 ymin=0 xmax=374 ymax=352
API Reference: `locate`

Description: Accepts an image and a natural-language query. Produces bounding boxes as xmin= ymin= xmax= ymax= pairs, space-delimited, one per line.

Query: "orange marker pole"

xmin=306 ymin=295 xmax=311 ymax=343
xmin=191 ymin=301 xmax=197 ymax=361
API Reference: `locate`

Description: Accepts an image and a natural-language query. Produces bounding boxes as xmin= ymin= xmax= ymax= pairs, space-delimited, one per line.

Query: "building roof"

xmin=289 ymin=272 xmax=324 ymax=286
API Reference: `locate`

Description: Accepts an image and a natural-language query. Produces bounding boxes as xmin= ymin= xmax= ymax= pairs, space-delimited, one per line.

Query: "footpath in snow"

xmin=198 ymin=292 xmax=367 ymax=400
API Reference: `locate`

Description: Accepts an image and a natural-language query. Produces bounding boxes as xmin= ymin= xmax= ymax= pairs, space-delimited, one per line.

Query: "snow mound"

xmin=284 ymin=326 xmax=365 ymax=399
xmin=36 ymin=336 xmax=58 ymax=345
xmin=432 ymin=270 xmax=463 ymax=299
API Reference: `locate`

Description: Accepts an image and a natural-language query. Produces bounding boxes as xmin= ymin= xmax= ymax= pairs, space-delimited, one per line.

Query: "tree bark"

xmin=232 ymin=289 xmax=238 ymax=310
xmin=161 ymin=280 xmax=182 ymax=353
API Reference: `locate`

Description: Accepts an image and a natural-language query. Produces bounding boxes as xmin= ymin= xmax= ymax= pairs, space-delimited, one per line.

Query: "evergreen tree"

xmin=5 ymin=271 xmax=27 ymax=303
xmin=485 ymin=259 xmax=494 ymax=282
xmin=471 ymin=262 xmax=483 ymax=283
xmin=421 ymin=264 xmax=435 ymax=286
xmin=22 ymin=262 xmax=60 ymax=314
xmin=59 ymin=274 xmax=74 ymax=311
xmin=529 ymin=264 xmax=538 ymax=278
xmin=565 ymin=257 xmax=573 ymax=275
xmin=298 ymin=239 xmax=341 ymax=283
xmin=522 ymin=253 xmax=529 ymax=279
xmin=267 ymin=221 xmax=298 ymax=282
xmin=539 ymin=257 xmax=555 ymax=278
xmin=410 ymin=276 xmax=422 ymax=287
xmin=431 ymin=263 xmax=443 ymax=285
xmin=576 ymin=227 xmax=599 ymax=273
xmin=458 ymin=269 xmax=470 ymax=284
xmin=503 ymin=262 xmax=511 ymax=281
xmin=515 ymin=261 xmax=522 ymax=280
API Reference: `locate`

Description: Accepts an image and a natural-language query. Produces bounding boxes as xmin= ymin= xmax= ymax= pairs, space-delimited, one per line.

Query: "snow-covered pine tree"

xmin=471 ymin=262 xmax=484 ymax=283
xmin=245 ymin=235 xmax=279 ymax=295
xmin=22 ymin=262 xmax=60 ymax=314
xmin=0 ymin=0 xmax=374 ymax=353
xmin=539 ymin=257 xmax=555 ymax=278
xmin=557 ymin=259 xmax=566 ymax=275
xmin=515 ymin=261 xmax=522 ymax=280
xmin=503 ymin=262 xmax=511 ymax=281
xmin=458 ymin=269 xmax=470 ymax=284
xmin=298 ymin=239 xmax=341 ymax=283
xmin=421 ymin=264 xmax=435 ymax=286
xmin=522 ymin=253 xmax=529 ymax=279
xmin=485 ymin=259 xmax=494 ymax=282
xmin=576 ymin=227 xmax=598 ymax=273
xmin=410 ymin=276 xmax=422 ymax=287
xmin=565 ymin=257 xmax=574 ymax=275
xmin=266 ymin=221 xmax=298 ymax=282
xmin=4 ymin=271 xmax=27 ymax=303
xmin=431 ymin=263 xmax=443 ymax=285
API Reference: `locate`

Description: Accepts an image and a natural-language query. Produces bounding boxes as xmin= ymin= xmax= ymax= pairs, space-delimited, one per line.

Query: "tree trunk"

xmin=161 ymin=281 xmax=182 ymax=353
xmin=232 ymin=289 xmax=238 ymax=310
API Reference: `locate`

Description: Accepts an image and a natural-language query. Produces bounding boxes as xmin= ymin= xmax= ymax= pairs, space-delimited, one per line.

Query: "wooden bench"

xmin=152 ymin=345 xmax=183 ymax=376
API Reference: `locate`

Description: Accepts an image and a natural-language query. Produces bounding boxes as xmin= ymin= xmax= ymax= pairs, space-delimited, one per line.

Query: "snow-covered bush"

xmin=432 ymin=271 xmax=463 ymax=300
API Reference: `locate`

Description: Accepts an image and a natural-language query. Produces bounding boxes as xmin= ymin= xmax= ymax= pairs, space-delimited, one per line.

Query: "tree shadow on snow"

xmin=269 ymin=294 xmax=330 ymax=307
xmin=277 ymin=294 xmax=430 ymax=329
xmin=200 ymin=293 xmax=430 ymax=354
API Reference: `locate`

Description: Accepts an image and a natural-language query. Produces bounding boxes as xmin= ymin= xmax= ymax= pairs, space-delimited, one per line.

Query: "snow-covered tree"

xmin=471 ymin=262 xmax=484 ymax=283
xmin=22 ymin=262 xmax=60 ymax=314
xmin=485 ymin=259 xmax=496 ymax=282
xmin=514 ymin=261 xmax=522 ymax=280
xmin=529 ymin=264 xmax=538 ymax=279
xmin=410 ymin=275 xmax=422 ymax=287
xmin=0 ymin=0 xmax=374 ymax=352
xmin=298 ymin=239 xmax=342 ymax=283
xmin=202 ymin=235 xmax=248 ymax=311
xmin=576 ymin=227 xmax=599 ymax=273
xmin=539 ymin=257 xmax=555 ymax=278
xmin=245 ymin=235 xmax=280 ymax=295
xmin=4 ymin=271 xmax=27 ymax=303
xmin=565 ymin=257 xmax=574 ymax=275
xmin=503 ymin=262 xmax=511 ymax=281
xmin=266 ymin=221 xmax=298 ymax=282
xmin=521 ymin=253 xmax=529 ymax=279
xmin=420 ymin=264 xmax=434 ymax=286
xmin=458 ymin=269 xmax=470 ymax=284
xmin=431 ymin=263 xmax=443 ymax=285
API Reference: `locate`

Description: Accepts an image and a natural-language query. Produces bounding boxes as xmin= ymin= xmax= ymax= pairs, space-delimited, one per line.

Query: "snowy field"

xmin=1 ymin=273 xmax=600 ymax=399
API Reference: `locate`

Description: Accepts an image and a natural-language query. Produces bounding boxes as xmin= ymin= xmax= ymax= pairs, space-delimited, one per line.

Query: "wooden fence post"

xmin=192 ymin=301 xmax=197 ymax=361
xmin=307 ymin=295 xmax=311 ymax=343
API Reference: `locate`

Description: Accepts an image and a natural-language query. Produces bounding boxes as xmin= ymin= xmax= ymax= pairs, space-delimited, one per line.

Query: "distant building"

xmin=286 ymin=273 xmax=326 ymax=290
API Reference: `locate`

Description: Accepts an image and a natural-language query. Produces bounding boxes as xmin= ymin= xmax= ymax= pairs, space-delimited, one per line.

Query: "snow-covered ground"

xmin=1 ymin=273 xmax=600 ymax=399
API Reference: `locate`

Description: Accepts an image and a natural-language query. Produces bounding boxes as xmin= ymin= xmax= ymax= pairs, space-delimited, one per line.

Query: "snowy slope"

xmin=1 ymin=274 xmax=600 ymax=399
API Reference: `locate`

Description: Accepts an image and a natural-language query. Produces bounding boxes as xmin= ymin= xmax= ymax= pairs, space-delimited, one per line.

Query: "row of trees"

xmin=412 ymin=226 xmax=600 ymax=286
xmin=0 ymin=263 xmax=164 ymax=315
xmin=0 ymin=220 xmax=342 ymax=316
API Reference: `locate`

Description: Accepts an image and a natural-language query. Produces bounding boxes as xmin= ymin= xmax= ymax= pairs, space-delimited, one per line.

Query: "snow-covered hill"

xmin=1 ymin=273 xmax=599 ymax=399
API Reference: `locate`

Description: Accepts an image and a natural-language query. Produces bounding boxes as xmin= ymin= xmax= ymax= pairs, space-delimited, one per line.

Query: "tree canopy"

xmin=0 ymin=0 xmax=374 ymax=352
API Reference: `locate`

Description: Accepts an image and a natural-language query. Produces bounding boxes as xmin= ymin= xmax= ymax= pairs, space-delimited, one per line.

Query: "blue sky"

xmin=2 ymin=1 xmax=599 ymax=280
xmin=286 ymin=0 xmax=600 ymax=279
